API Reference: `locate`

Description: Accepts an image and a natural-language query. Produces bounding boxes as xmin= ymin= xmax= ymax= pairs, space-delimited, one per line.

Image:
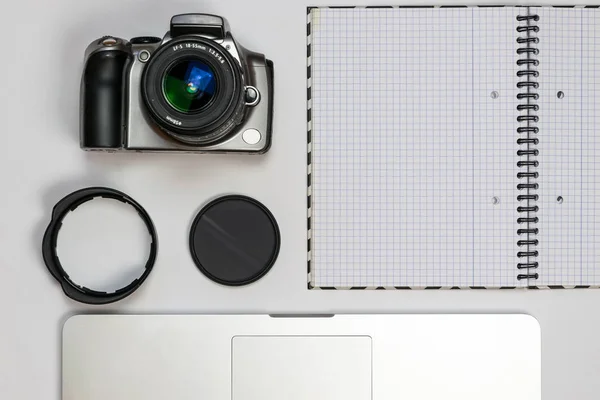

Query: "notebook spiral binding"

xmin=516 ymin=11 xmax=540 ymax=282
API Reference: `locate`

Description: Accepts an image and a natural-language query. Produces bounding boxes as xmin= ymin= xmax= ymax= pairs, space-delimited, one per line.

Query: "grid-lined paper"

xmin=472 ymin=7 xmax=521 ymax=287
xmin=537 ymin=8 xmax=600 ymax=287
xmin=309 ymin=7 xmax=521 ymax=289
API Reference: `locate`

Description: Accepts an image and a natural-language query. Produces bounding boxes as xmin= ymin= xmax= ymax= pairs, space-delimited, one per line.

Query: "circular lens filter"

xmin=42 ymin=187 xmax=158 ymax=305
xmin=189 ymin=195 xmax=280 ymax=286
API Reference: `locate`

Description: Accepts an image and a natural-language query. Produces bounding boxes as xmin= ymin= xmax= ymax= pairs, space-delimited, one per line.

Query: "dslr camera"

xmin=81 ymin=14 xmax=273 ymax=153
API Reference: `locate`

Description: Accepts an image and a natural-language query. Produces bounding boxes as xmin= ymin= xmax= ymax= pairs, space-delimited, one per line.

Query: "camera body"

xmin=81 ymin=14 xmax=273 ymax=154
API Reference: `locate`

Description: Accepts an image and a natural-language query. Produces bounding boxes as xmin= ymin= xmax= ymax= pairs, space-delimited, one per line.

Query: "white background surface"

xmin=0 ymin=0 xmax=599 ymax=399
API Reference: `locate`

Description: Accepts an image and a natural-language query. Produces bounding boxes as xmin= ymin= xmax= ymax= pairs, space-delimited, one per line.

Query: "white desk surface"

xmin=0 ymin=0 xmax=598 ymax=399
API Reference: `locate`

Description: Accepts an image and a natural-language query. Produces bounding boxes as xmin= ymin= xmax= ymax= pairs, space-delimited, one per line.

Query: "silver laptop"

xmin=63 ymin=314 xmax=540 ymax=400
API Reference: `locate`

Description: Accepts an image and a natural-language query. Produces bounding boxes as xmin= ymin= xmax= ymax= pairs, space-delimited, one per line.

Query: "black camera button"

xmin=244 ymin=86 xmax=260 ymax=106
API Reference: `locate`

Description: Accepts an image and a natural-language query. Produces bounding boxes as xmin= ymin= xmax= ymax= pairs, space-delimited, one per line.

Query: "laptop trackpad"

xmin=232 ymin=336 xmax=372 ymax=400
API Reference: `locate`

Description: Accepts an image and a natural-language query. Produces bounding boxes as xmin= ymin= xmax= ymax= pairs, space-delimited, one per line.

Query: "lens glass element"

xmin=163 ymin=59 xmax=217 ymax=113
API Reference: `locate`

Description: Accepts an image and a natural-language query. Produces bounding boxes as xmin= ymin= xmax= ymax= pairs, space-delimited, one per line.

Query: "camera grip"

xmin=81 ymin=50 xmax=130 ymax=149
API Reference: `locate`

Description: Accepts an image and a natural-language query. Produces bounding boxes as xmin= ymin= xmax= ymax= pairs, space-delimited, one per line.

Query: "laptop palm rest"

xmin=62 ymin=315 xmax=540 ymax=400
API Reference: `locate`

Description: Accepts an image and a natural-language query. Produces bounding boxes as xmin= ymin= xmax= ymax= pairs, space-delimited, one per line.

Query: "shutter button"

xmin=102 ymin=37 xmax=118 ymax=46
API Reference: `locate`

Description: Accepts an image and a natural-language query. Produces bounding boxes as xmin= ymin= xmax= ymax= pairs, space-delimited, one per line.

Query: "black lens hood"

xmin=42 ymin=187 xmax=158 ymax=305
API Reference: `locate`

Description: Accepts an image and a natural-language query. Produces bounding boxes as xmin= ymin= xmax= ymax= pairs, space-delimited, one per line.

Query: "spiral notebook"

xmin=307 ymin=5 xmax=600 ymax=290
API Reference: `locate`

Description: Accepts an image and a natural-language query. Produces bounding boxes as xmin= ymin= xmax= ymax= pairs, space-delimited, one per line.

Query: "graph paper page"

xmin=536 ymin=8 xmax=600 ymax=287
xmin=308 ymin=7 xmax=522 ymax=289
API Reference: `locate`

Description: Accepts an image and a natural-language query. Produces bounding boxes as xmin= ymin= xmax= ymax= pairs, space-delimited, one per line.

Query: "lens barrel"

xmin=142 ymin=37 xmax=245 ymax=145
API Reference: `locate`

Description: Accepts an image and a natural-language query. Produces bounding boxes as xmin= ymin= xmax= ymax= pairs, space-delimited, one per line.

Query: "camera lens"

xmin=142 ymin=38 xmax=245 ymax=145
xmin=163 ymin=59 xmax=218 ymax=113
